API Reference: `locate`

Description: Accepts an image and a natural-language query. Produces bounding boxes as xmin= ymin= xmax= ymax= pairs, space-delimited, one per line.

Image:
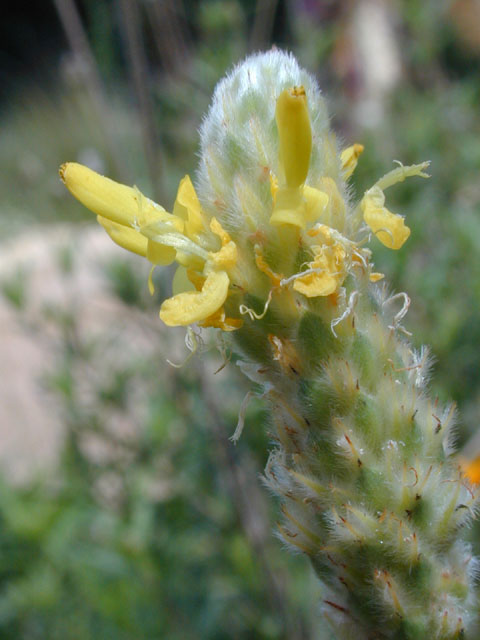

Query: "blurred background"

xmin=1 ymin=0 xmax=480 ymax=638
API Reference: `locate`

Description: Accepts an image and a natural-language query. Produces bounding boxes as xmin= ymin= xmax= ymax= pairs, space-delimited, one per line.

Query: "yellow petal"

xmin=270 ymin=186 xmax=306 ymax=228
xmin=317 ymin=177 xmax=346 ymax=231
xmin=340 ymin=143 xmax=364 ymax=179
xmin=210 ymin=217 xmax=231 ymax=246
xmin=186 ymin=269 xmax=206 ymax=291
xmin=361 ymin=161 xmax=429 ymax=250
xmin=293 ymin=262 xmax=338 ymax=298
xmin=307 ymin=223 xmax=333 ymax=241
xmin=369 ymin=272 xmax=385 ymax=282
xmin=173 ymin=251 xmax=206 ymax=271
xmin=60 ymin=162 xmax=165 ymax=228
xmin=208 ymin=243 xmax=238 ymax=269
xmin=307 ymin=225 xmax=347 ymax=261
xmin=200 ymin=308 xmax=243 ymax=332
xmin=208 ymin=218 xmax=238 ymax=269
xmin=275 ymin=86 xmax=312 ymax=188
xmin=97 ymin=216 xmax=147 ymax=257
xmin=147 ymin=239 xmax=176 ymax=266
xmin=303 ymin=186 xmax=329 ymax=222
xmin=159 ymin=271 xmax=230 ymax=327
xmin=362 ymin=189 xmax=410 ymax=250
xmin=173 ymin=175 xmax=204 ymax=239
xmin=292 ymin=236 xmax=347 ymax=298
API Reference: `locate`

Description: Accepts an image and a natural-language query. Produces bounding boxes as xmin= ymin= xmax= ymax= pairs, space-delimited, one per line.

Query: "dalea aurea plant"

xmin=60 ymin=51 xmax=479 ymax=639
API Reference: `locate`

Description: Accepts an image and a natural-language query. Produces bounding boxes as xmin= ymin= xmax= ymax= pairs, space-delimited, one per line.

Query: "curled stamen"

xmin=230 ymin=391 xmax=256 ymax=443
xmin=166 ymin=326 xmax=204 ymax=368
xmin=213 ymin=335 xmax=232 ymax=374
xmin=406 ymin=466 xmax=419 ymax=487
xmin=393 ymin=294 xmax=410 ymax=325
xmin=331 ymin=291 xmax=359 ymax=337
xmin=239 ymin=289 xmax=273 ymax=320
xmin=383 ymin=292 xmax=410 ymax=329
xmin=352 ymin=249 xmax=368 ymax=269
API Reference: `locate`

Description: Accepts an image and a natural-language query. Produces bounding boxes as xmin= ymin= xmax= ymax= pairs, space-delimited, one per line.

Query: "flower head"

xmin=60 ymin=51 xmax=429 ymax=331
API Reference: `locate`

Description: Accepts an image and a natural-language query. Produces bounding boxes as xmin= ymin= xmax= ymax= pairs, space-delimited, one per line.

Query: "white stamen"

xmin=167 ymin=326 xmax=204 ymax=368
xmin=239 ymin=289 xmax=273 ymax=320
xmin=383 ymin=291 xmax=410 ymax=330
xmin=331 ymin=291 xmax=359 ymax=337
xmin=230 ymin=391 xmax=255 ymax=443
xmin=352 ymin=249 xmax=368 ymax=268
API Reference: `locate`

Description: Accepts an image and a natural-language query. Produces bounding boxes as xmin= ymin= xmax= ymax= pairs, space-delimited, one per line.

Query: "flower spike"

xmin=60 ymin=51 xmax=476 ymax=639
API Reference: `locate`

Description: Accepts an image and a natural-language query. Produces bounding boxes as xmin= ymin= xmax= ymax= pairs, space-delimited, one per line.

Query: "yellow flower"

xmin=60 ymin=162 xmax=241 ymax=329
xmin=60 ymin=162 xmax=161 ymax=228
xmin=270 ymin=185 xmax=330 ymax=229
xmin=159 ymin=271 xmax=230 ymax=327
xmin=361 ymin=185 xmax=410 ymax=250
xmin=292 ymin=225 xmax=348 ymax=297
xmin=60 ymin=163 xmax=182 ymax=267
xmin=269 ymin=87 xmax=331 ymax=230
xmin=172 ymin=175 xmax=205 ymax=241
xmin=198 ymin=307 xmax=243 ymax=332
xmin=142 ymin=176 xmax=208 ymax=270
xmin=207 ymin=218 xmax=238 ymax=270
xmin=275 ymin=86 xmax=311 ymax=189
xmin=160 ymin=217 xmax=239 ymax=326
xmin=340 ymin=143 xmax=364 ymax=179
xmin=361 ymin=162 xmax=430 ymax=250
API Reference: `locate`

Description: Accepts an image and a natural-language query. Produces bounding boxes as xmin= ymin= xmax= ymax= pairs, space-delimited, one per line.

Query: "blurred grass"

xmin=1 ymin=0 xmax=480 ymax=638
